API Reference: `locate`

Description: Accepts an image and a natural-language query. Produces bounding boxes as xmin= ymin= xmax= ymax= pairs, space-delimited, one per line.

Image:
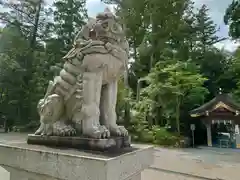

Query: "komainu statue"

xmin=34 ymin=8 xmax=129 ymax=139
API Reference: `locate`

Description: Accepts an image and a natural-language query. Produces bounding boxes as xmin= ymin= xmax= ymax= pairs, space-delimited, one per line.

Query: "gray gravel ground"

xmin=1 ymin=133 xmax=240 ymax=180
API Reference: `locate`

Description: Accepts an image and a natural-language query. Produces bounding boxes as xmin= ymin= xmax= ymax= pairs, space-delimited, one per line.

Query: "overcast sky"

xmin=77 ymin=0 xmax=238 ymax=52
xmin=193 ymin=0 xmax=239 ymax=51
xmin=3 ymin=0 xmax=238 ymax=51
xmin=79 ymin=0 xmax=238 ymax=51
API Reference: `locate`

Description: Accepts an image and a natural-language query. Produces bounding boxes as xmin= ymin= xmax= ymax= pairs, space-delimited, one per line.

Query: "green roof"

xmin=190 ymin=93 xmax=240 ymax=117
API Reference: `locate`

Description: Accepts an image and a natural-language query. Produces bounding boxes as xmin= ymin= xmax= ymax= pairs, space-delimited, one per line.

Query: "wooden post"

xmin=4 ymin=119 xmax=8 ymax=133
xmin=206 ymin=123 xmax=212 ymax=147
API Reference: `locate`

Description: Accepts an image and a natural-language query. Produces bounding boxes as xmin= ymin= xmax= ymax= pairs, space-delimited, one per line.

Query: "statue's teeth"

xmin=76 ymin=82 xmax=83 ymax=86
xmin=76 ymin=95 xmax=82 ymax=99
xmin=76 ymin=89 xmax=83 ymax=93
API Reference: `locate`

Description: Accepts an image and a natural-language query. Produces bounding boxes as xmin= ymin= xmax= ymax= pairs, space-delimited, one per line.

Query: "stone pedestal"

xmin=27 ymin=134 xmax=131 ymax=151
xmin=0 ymin=166 xmax=10 ymax=180
xmin=0 ymin=142 xmax=153 ymax=180
xmin=1 ymin=166 xmax=57 ymax=180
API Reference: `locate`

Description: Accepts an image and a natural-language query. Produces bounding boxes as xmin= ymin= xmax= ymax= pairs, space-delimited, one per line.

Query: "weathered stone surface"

xmin=0 ymin=166 xmax=10 ymax=180
xmin=2 ymin=166 xmax=58 ymax=180
xmin=34 ymin=8 xmax=130 ymax=140
xmin=27 ymin=134 xmax=131 ymax=151
xmin=0 ymin=143 xmax=154 ymax=180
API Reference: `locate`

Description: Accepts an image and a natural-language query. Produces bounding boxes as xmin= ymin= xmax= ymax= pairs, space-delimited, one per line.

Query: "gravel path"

xmin=1 ymin=133 xmax=240 ymax=180
xmin=148 ymin=147 xmax=240 ymax=180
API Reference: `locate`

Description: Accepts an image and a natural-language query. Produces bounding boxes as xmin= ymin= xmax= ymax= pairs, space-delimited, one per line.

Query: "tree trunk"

xmin=124 ymin=100 xmax=130 ymax=127
xmin=176 ymin=96 xmax=181 ymax=135
xmin=30 ymin=0 xmax=42 ymax=50
xmin=67 ymin=0 xmax=74 ymax=48
xmin=133 ymin=37 xmax=137 ymax=61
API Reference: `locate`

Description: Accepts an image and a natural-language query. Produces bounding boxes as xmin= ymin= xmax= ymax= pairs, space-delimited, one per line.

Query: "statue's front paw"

xmin=83 ymin=125 xmax=110 ymax=139
xmin=35 ymin=125 xmax=43 ymax=135
xmin=99 ymin=125 xmax=110 ymax=138
xmin=35 ymin=124 xmax=53 ymax=136
xmin=54 ymin=125 xmax=76 ymax=136
xmin=109 ymin=125 xmax=128 ymax=137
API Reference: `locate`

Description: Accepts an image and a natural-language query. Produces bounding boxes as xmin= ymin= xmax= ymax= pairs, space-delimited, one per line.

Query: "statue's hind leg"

xmin=80 ymin=71 xmax=110 ymax=138
xmin=100 ymin=79 xmax=128 ymax=136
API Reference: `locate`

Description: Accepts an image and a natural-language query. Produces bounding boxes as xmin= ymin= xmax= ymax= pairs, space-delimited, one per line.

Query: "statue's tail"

xmin=43 ymin=80 xmax=56 ymax=99
xmin=37 ymin=80 xmax=56 ymax=114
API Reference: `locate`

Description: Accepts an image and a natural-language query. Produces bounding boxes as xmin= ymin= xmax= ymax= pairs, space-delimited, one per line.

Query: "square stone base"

xmin=0 ymin=166 xmax=10 ymax=180
xmin=27 ymin=134 xmax=131 ymax=151
xmin=1 ymin=166 xmax=57 ymax=180
xmin=0 ymin=142 xmax=153 ymax=180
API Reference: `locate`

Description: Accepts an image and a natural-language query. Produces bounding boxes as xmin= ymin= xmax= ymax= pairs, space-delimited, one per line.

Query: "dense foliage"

xmin=224 ymin=0 xmax=240 ymax=40
xmin=0 ymin=0 xmax=240 ymax=146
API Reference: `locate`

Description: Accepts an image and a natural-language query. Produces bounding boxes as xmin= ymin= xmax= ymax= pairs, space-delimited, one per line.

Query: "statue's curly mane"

xmin=73 ymin=9 xmax=129 ymax=55
xmin=34 ymin=8 xmax=129 ymax=139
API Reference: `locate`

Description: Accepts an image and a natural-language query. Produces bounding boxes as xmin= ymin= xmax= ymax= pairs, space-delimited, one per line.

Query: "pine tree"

xmin=193 ymin=5 xmax=230 ymax=97
xmin=195 ymin=5 xmax=226 ymax=53
xmin=0 ymin=0 xmax=53 ymax=124
xmin=0 ymin=0 xmax=51 ymax=47
xmin=224 ymin=0 xmax=240 ymax=39
xmin=53 ymin=0 xmax=87 ymax=50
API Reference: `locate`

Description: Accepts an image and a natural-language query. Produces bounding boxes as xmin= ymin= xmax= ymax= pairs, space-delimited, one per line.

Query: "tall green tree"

xmin=53 ymin=0 xmax=87 ymax=50
xmin=0 ymin=0 xmax=52 ymax=47
xmin=191 ymin=5 xmax=230 ymax=96
xmin=141 ymin=60 xmax=208 ymax=134
xmin=224 ymin=0 xmax=240 ymax=39
xmin=0 ymin=26 xmax=28 ymax=125
xmin=0 ymin=0 xmax=53 ymax=125
xmin=195 ymin=5 xmax=226 ymax=53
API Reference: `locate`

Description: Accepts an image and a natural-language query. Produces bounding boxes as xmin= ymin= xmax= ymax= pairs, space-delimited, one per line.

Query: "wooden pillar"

xmin=206 ymin=123 xmax=212 ymax=147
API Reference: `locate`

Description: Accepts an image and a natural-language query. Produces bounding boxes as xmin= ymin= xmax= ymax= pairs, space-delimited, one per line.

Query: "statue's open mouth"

xmin=33 ymin=8 xmax=129 ymax=141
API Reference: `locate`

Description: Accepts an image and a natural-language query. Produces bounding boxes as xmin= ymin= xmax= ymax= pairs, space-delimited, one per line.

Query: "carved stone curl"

xmin=34 ymin=8 xmax=130 ymax=139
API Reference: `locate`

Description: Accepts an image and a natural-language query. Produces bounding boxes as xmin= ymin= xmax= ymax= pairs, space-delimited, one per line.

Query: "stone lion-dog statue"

xmin=34 ymin=8 xmax=129 ymax=139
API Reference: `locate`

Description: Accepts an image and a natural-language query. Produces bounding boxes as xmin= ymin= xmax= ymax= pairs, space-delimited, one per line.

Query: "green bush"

xmin=127 ymin=110 xmax=182 ymax=147
xmin=140 ymin=129 xmax=155 ymax=143
xmin=129 ymin=123 xmax=180 ymax=147
xmin=128 ymin=110 xmax=149 ymax=141
xmin=13 ymin=121 xmax=39 ymax=132
xmin=152 ymin=126 xmax=179 ymax=146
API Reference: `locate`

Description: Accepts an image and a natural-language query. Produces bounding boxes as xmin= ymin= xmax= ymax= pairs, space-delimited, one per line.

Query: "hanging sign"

xmin=190 ymin=124 xmax=196 ymax=131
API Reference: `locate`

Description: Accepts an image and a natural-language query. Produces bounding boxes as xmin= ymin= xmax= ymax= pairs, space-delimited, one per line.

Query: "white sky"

xmin=193 ymin=0 xmax=239 ymax=51
xmin=84 ymin=0 xmax=239 ymax=52
xmin=1 ymin=0 xmax=239 ymax=52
